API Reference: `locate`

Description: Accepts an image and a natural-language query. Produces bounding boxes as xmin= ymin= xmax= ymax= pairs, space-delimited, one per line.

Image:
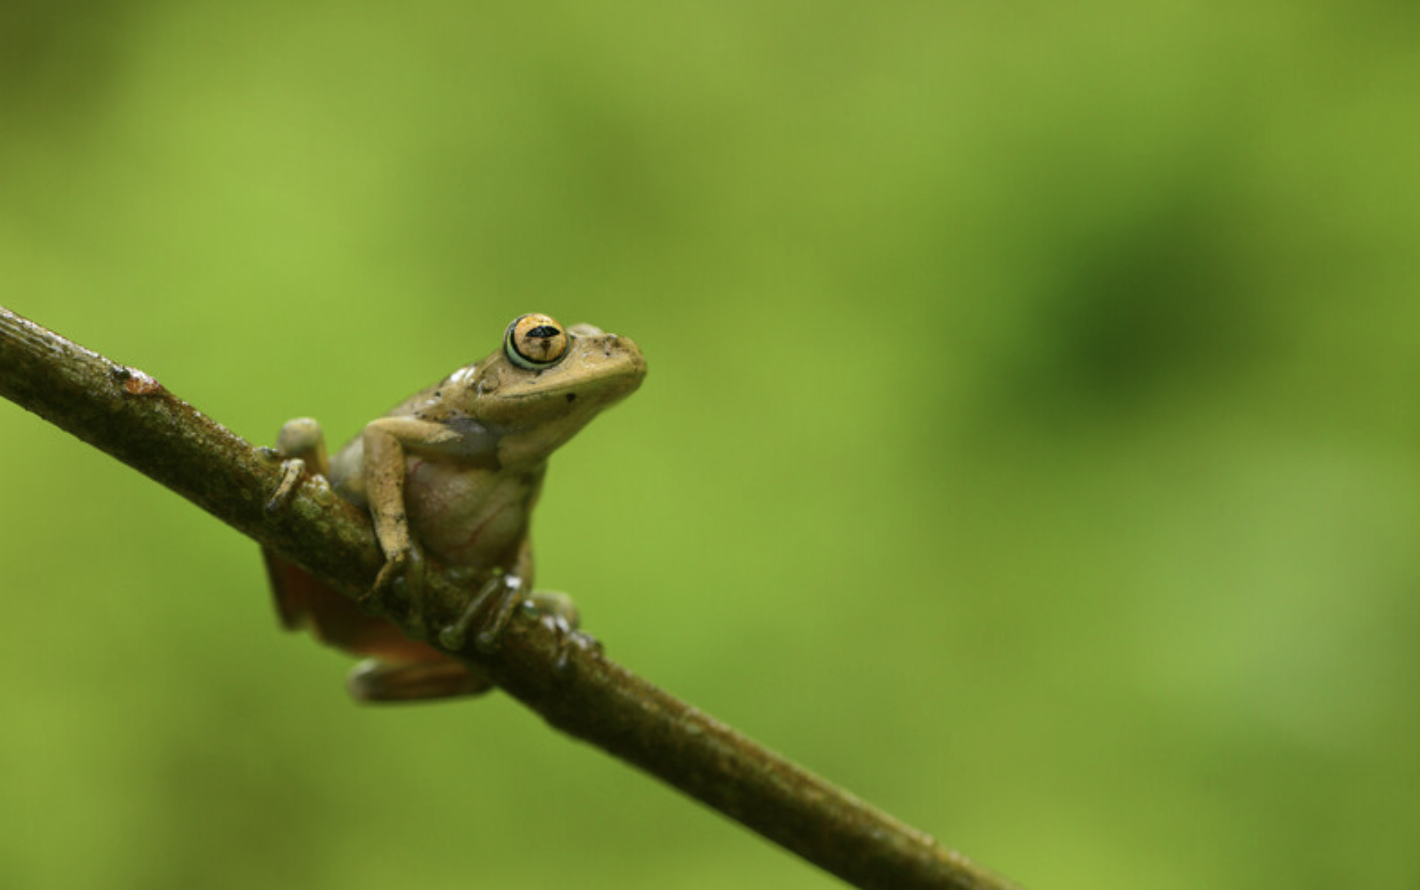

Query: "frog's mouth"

xmin=481 ymin=333 xmax=646 ymax=464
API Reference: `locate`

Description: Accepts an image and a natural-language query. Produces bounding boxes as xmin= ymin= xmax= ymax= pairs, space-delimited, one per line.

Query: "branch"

xmin=0 ymin=305 xmax=1024 ymax=890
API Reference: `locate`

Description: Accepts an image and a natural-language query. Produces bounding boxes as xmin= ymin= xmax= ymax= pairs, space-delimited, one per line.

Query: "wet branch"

xmin=0 ymin=305 xmax=1023 ymax=890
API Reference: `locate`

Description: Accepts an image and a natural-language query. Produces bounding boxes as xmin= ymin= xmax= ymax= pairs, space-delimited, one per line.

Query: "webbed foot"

xmin=439 ymin=573 xmax=525 ymax=654
xmin=439 ymin=581 xmax=597 ymax=675
xmin=347 ymin=658 xmax=494 ymax=702
xmin=520 ymin=592 xmax=600 ymax=673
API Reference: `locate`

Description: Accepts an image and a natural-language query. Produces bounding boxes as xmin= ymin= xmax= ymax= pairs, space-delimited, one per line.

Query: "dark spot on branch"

xmin=115 ymin=365 xmax=163 ymax=396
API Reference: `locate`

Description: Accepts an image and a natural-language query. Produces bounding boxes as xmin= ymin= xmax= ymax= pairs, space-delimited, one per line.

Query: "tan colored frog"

xmin=263 ymin=313 xmax=645 ymax=702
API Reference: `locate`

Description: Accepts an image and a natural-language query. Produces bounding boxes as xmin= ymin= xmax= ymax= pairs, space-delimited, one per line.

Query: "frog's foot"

xmin=522 ymin=593 xmax=601 ymax=674
xmin=265 ymin=457 xmax=308 ymax=513
xmin=439 ymin=573 xmax=526 ymax=655
xmin=370 ymin=545 xmax=428 ymax=621
xmin=347 ymin=658 xmax=494 ymax=702
xmin=263 ymin=417 xmax=331 ymax=512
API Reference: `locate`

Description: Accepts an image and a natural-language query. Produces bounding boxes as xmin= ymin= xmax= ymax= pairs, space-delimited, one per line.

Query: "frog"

xmin=261 ymin=313 xmax=646 ymax=702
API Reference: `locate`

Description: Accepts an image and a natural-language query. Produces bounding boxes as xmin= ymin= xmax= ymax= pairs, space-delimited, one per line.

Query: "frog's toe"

xmin=371 ymin=555 xmax=402 ymax=597
xmin=524 ymin=590 xmax=580 ymax=629
xmin=474 ymin=595 xmax=521 ymax=654
xmin=518 ymin=593 xmax=598 ymax=673
xmin=265 ymin=458 xmax=307 ymax=513
xmin=439 ymin=573 xmax=524 ymax=654
xmin=371 ymin=548 xmax=429 ymax=622
xmin=552 ymin=627 xmax=601 ymax=675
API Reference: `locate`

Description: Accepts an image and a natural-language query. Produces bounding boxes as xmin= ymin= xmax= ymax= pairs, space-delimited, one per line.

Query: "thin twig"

xmin=0 ymin=305 xmax=1024 ymax=890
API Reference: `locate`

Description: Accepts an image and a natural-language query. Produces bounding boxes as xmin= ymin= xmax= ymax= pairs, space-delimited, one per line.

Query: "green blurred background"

xmin=3 ymin=2 xmax=1418 ymax=888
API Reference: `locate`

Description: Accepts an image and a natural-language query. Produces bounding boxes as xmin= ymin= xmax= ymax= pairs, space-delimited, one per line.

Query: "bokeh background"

xmin=3 ymin=3 xmax=1418 ymax=889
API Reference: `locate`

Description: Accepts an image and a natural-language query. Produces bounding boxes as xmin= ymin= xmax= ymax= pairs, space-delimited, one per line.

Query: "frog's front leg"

xmin=264 ymin=417 xmax=330 ymax=510
xmin=361 ymin=417 xmax=460 ymax=618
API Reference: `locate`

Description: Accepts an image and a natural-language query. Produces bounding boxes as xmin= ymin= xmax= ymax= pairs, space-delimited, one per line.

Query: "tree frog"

xmin=262 ymin=313 xmax=646 ymax=702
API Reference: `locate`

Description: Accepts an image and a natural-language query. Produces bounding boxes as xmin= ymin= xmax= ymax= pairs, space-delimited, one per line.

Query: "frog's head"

xmin=468 ymin=313 xmax=646 ymax=465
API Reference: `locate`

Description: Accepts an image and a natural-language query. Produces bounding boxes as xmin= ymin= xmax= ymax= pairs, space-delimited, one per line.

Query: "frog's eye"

xmin=504 ymin=313 xmax=570 ymax=370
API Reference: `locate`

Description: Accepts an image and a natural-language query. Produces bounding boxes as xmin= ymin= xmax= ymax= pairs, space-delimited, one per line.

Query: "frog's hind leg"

xmin=266 ymin=417 xmax=330 ymax=510
xmin=346 ymin=658 xmax=494 ymax=702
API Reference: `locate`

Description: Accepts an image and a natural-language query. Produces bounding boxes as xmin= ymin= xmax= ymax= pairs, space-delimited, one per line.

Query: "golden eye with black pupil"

xmin=504 ymin=313 xmax=570 ymax=370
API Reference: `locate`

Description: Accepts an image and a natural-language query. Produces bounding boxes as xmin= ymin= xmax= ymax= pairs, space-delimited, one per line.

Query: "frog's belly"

xmin=404 ymin=458 xmax=536 ymax=569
